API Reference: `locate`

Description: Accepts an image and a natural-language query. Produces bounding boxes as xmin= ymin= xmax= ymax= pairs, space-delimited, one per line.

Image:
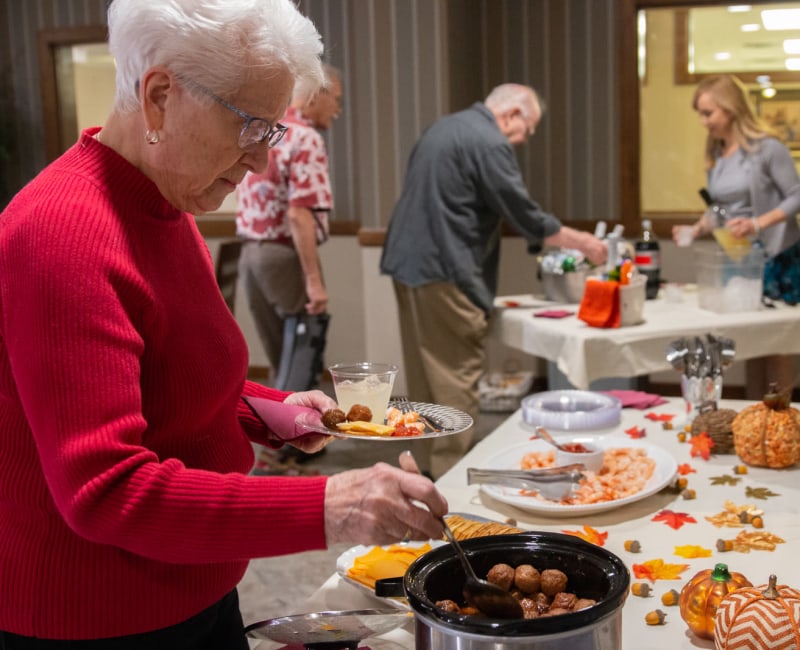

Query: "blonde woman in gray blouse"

xmin=674 ymin=74 xmax=800 ymax=398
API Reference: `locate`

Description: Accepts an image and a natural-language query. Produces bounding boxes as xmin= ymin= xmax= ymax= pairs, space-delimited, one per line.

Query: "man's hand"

xmin=304 ymin=281 xmax=328 ymax=314
xmin=545 ymin=226 xmax=608 ymax=266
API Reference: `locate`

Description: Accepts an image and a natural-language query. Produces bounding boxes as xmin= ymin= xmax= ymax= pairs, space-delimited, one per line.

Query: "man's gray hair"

xmin=293 ymin=63 xmax=342 ymax=103
xmin=108 ymin=0 xmax=325 ymax=112
xmin=484 ymin=84 xmax=542 ymax=119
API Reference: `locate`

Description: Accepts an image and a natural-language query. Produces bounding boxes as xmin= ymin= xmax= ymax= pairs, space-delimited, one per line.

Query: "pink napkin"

xmin=242 ymin=396 xmax=324 ymax=441
xmin=600 ymin=389 xmax=668 ymax=409
xmin=534 ymin=309 xmax=574 ymax=319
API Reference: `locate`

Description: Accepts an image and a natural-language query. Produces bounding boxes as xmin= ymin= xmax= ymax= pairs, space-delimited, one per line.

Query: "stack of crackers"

xmin=444 ymin=514 xmax=523 ymax=540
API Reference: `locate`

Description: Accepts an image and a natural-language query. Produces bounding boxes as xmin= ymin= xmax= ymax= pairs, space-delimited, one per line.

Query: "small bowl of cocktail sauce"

xmin=555 ymin=439 xmax=604 ymax=473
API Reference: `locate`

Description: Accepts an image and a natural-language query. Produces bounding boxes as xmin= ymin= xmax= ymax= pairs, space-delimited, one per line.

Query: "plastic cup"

xmin=675 ymin=226 xmax=694 ymax=248
xmin=328 ymin=362 xmax=398 ymax=423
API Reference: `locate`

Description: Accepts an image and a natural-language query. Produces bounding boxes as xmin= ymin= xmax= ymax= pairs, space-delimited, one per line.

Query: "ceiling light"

xmin=786 ymin=57 xmax=800 ymax=70
xmin=785 ymin=39 xmax=800 ymax=54
xmin=762 ymin=8 xmax=800 ymax=30
xmin=728 ymin=5 xmax=752 ymax=12
xmin=714 ymin=52 xmax=732 ymax=61
xmin=740 ymin=23 xmax=760 ymax=32
xmin=762 ymin=87 xmax=777 ymax=98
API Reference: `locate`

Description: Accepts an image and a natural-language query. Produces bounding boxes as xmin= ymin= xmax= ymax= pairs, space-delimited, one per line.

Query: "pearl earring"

xmin=145 ymin=129 xmax=160 ymax=144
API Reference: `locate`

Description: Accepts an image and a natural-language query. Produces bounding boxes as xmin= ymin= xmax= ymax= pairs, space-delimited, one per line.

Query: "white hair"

xmin=484 ymin=84 xmax=542 ymax=119
xmin=107 ymin=0 xmax=325 ymax=112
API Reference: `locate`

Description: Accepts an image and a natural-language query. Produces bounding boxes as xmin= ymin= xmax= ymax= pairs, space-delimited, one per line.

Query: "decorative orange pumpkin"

xmin=715 ymin=574 xmax=800 ymax=650
xmin=731 ymin=385 xmax=800 ymax=468
xmin=679 ymin=563 xmax=753 ymax=640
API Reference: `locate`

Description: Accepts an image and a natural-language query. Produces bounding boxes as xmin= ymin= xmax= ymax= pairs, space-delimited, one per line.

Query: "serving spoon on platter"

xmin=533 ymin=425 xmax=573 ymax=452
xmin=398 ymin=451 xmax=524 ymax=619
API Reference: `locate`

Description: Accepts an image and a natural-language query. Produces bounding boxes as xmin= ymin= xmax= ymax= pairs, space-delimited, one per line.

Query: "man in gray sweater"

xmin=380 ymin=84 xmax=606 ymax=478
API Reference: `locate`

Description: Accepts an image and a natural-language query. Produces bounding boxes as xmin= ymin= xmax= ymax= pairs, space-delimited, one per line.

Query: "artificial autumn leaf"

xmin=625 ymin=425 xmax=646 ymax=439
xmin=674 ymin=544 xmax=712 ymax=559
xmin=645 ymin=412 xmax=675 ymax=422
xmin=710 ymin=475 xmax=741 ymax=486
xmin=652 ymin=509 xmax=697 ymax=530
xmin=690 ymin=431 xmax=715 ymax=460
xmin=677 ymin=463 xmax=696 ymax=476
xmin=562 ymin=525 xmax=608 ymax=546
xmin=632 ymin=558 xmax=690 ymax=582
xmin=746 ymin=486 xmax=781 ymax=500
xmin=706 ymin=501 xmax=763 ymax=528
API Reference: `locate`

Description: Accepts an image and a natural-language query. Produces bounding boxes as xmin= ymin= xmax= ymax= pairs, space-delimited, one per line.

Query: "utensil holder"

xmin=680 ymin=374 xmax=722 ymax=421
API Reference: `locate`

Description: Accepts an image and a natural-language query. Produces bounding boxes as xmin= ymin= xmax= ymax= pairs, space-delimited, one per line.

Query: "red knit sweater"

xmin=0 ymin=128 xmax=329 ymax=639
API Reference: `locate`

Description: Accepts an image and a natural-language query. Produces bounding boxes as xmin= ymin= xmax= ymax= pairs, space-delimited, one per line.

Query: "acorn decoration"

xmin=731 ymin=383 xmax=800 ymax=468
xmin=679 ymin=563 xmax=753 ymax=640
xmin=715 ymin=574 xmax=800 ymax=649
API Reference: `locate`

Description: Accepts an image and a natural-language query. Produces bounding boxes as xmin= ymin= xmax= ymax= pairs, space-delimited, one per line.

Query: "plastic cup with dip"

xmin=328 ymin=362 xmax=398 ymax=423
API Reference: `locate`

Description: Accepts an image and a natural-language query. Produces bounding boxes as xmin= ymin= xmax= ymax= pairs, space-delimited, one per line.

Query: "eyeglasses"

xmin=183 ymin=78 xmax=288 ymax=149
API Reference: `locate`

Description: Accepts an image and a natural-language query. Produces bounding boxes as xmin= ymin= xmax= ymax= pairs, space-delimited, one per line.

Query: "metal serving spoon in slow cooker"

xmin=398 ymin=451 xmax=524 ymax=620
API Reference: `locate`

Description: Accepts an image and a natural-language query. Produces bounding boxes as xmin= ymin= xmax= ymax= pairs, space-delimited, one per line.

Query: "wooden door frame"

xmin=38 ymin=25 xmax=107 ymax=163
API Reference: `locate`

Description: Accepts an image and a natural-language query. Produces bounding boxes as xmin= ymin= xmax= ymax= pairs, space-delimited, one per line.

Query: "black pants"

xmin=0 ymin=589 xmax=248 ymax=650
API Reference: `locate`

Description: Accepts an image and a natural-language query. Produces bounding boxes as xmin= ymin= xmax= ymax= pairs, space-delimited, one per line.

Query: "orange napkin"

xmin=577 ymin=278 xmax=621 ymax=328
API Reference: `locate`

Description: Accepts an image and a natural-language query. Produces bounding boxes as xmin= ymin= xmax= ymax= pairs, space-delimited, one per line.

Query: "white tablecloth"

xmin=490 ymin=292 xmax=800 ymax=389
xmin=255 ymin=398 xmax=800 ymax=649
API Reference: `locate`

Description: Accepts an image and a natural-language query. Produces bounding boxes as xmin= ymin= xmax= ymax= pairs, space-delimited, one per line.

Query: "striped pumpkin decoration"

xmin=715 ymin=575 xmax=800 ymax=649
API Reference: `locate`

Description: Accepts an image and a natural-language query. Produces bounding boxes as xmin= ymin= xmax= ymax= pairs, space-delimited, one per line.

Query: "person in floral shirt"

xmin=236 ymin=65 xmax=342 ymax=386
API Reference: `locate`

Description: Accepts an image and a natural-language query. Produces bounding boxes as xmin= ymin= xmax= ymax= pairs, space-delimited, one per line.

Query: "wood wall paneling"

xmin=4 ymin=1 xmax=108 ymax=193
xmin=392 ymin=0 xmax=417 ymax=192
xmin=444 ymin=0 xmax=486 ymax=115
xmin=372 ymin=1 xmax=399 ymax=227
xmin=4 ymin=0 xmax=621 ymax=232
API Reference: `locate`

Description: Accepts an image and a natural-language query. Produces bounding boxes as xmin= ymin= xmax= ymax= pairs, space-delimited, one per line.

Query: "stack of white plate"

xmin=521 ymin=390 xmax=621 ymax=431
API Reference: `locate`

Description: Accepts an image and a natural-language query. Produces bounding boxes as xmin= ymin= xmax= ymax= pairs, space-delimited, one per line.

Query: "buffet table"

xmin=490 ymin=291 xmax=800 ymax=390
xmin=254 ymin=397 xmax=800 ymax=649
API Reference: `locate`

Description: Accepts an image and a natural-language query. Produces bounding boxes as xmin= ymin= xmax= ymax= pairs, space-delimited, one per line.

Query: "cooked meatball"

xmin=460 ymin=606 xmax=480 ymax=616
xmin=321 ymin=408 xmax=347 ymax=429
xmin=514 ymin=564 xmax=541 ymax=593
xmin=346 ymin=404 xmax=372 ymax=422
xmin=551 ymin=592 xmax=577 ymax=610
xmin=518 ymin=597 xmax=542 ymax=619
xmin=573 ymin=598 xmax=597 ymax=611
xmin=435 ymin=599 xmax=461 ymax=613
xmin=540 ymin=569 xmax=568 ymax=596
xmin=486 ymin=563 xmax=515 ymax=591
xmin=543 ymin=607 xmax=571 ymax=617
xmin=533 ymin=591 xmax=551 ymax=606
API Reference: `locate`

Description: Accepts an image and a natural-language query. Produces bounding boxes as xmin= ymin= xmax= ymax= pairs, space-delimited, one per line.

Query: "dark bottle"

xmin=699 ymin=187 xmax=727 ymax=229
xmin=634 ymin=219 xmax=660 ymax=299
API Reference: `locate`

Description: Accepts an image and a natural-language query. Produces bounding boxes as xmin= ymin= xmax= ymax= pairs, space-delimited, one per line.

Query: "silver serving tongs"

xmin=467 ymin=464 xmax=585 ymax=501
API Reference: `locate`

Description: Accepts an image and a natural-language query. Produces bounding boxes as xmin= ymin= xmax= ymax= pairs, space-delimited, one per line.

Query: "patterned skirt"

xmin=764 ymin=238 xmax=800 ymax=305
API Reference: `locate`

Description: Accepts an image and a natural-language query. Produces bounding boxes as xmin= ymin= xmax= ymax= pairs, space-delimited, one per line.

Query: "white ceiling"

xmin=690 ymin=3 xmax=800 ymax=73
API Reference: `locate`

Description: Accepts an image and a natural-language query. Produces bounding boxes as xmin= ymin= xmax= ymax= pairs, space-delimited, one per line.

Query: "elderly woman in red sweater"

xmin=0 ymin=1 xmax=446 ymax=648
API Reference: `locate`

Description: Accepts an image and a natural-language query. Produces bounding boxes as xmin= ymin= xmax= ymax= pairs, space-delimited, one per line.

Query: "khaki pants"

xmin=393 ymin=280 xmax=487 ymax=478
xmin=239 ymin=241 xmax=306 ymax=372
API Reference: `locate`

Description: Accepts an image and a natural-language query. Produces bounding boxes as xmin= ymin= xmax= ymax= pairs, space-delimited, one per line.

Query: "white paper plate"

xmin=336 ymin=541 xmax=447 ymax=609
xmin=477 ymin=436 xmax=677 ymax=518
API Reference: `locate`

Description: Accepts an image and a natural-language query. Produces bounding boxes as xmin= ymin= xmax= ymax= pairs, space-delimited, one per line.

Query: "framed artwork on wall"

xmin=752 ymin=91 xmax=800 ymax=153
